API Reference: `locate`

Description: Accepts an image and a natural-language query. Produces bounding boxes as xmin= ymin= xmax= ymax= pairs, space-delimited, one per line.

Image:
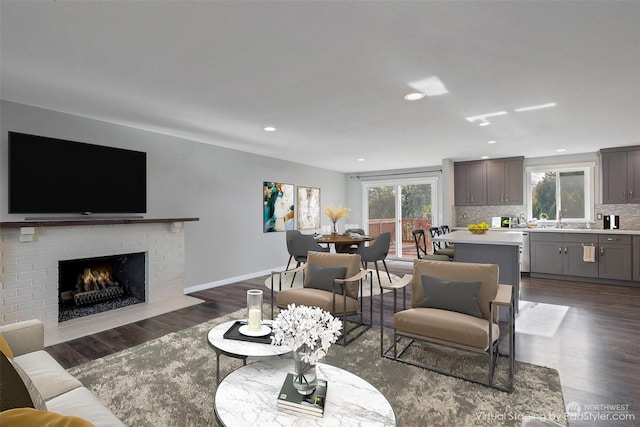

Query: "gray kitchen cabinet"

xmin=454 ymin=161 xmax=486 ymax=206
xmin=563 ymin=234 xmax=599 ymax=278
xmin=633 ymin=236 xmax=640 ymax=282
xmin=531 ymin=231 xmax=638 ymax=284
xmin=530 ymin=233 xmax=564 ymax=275
xmin=598 ymin=234 xmax=632 ymax=281
xmin=601 ymin=146 xmax=640 ymax=204
xmin=487 ymin=157 xmax=524 ymax=205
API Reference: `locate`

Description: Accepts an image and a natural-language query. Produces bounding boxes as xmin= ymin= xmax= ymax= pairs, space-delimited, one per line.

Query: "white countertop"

xmin=476 ymin=227 xmax=640 ymax=235
xmin=434 ymin=230 xmax=523 ymax=246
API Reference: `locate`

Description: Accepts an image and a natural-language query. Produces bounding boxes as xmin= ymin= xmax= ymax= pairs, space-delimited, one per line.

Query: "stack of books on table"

xmin=277 ymin=373 xmax=327 ymax=417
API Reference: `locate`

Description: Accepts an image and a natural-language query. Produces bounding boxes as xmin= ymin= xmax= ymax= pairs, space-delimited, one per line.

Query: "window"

xmin=526 ymin=163 xmax=594 ymax=222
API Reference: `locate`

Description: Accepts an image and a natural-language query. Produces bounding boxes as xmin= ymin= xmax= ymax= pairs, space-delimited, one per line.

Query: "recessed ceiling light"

xmin=478 ymin=119 xmax=490 ymax=127
xmin=481 ymin=155 xmax=490 ymax=159
xmin=404 ymin=92 xmax=425 ymax=101
xmin=263 ymin=126 xmax=277 ymax=132
xmin=408 ymin=76 xmax=449 ymax=97
xmin=488 ymin=140 xmax=497 ymax=144
xmin=514 ymin=102 xmax=557 ymax=112
xmin=556 ymin=148 xmax=567 ymax=152
xmin=357 ymin=158 xmax=365 ymax=162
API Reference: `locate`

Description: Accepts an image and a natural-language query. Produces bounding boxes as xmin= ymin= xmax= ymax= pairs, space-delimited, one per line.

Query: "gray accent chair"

xmin=271 ymin=251 xmax=373 ymax=345
xmin=380 ymin=259 xmax=515 ymax=392
xmin=357 ymin=232 xmax=391 ymax=284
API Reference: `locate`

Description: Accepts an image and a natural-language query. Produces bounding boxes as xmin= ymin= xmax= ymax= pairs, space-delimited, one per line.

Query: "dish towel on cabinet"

xmin=583 ymin=245 xmax=596 ymax=262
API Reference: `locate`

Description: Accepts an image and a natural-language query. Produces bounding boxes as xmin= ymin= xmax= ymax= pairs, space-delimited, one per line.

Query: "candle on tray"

xmin=247 ymin=289 xmax=263 ymax=331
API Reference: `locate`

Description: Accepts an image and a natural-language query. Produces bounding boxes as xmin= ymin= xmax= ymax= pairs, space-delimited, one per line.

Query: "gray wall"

xmin=0 ymin=101 xmax=347 ymax=289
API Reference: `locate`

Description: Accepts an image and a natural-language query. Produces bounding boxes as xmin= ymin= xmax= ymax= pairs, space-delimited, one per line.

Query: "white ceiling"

xmin=2 ymin=1 xmax=639 ymax=173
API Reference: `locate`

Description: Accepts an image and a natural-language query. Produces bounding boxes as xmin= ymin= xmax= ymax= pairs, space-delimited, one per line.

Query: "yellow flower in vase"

xmin=324 ymin=204 xmax=351 ymax=234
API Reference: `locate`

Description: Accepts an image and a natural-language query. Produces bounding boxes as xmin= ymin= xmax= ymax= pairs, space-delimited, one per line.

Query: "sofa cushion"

xmin=0 ymin=320 xmax=45 ymax=357
xmin=0 ymin=332 xmax=14 ymax=359
xmin=0 ymin=408 xmax=94 ymax=427
xmin=46 ymin=387 xmax=125 ymax=427
xmin=304 ymin=264 xmax=347 ymax=294
xmin=417 ymin=274 xmax=482 ymax=318
xmin=0 ymin=351 xmax=34 ymax=411
xmin=9 ymin=355 xmax=48 ymax=410
xmin=13 ymin=351 xmax=83 ymax=401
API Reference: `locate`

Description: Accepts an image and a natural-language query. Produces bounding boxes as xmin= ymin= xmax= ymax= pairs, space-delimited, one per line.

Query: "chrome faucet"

xmin=556 ymin=213 xmax=563 ymax=229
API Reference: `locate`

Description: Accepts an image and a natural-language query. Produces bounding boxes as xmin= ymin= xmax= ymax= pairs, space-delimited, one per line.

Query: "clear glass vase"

xmin=292 ymin=344 xmax=317 ymax=395
xmin=246 ymin=289 xmax=263 ymax=332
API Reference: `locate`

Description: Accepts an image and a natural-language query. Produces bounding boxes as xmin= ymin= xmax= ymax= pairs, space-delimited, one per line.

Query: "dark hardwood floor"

xmin=45 ymin=261 xmax=640 ymax=426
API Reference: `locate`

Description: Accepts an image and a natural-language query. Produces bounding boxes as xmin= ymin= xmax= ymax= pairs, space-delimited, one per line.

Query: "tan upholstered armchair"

xmin=380 ymin=259 xmax=515 ymax=392
xmin=271 ymin=251 xmax=372 ymax=345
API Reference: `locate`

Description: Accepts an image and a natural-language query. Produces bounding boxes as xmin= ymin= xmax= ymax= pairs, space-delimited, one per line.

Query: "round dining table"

xmin=314 ymin=233 xmax=373 ymax=253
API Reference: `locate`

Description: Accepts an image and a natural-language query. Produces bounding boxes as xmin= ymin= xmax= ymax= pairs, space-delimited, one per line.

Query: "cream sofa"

xmin=0 ymin=319 xmax=124 ymax=426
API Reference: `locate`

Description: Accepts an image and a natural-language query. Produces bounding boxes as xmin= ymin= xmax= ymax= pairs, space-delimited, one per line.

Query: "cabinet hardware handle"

xmin=558 ymin=247 xmax=562 ymax=254
xmin=564 ymin=247 xmax=567 ymax=254
xmin=630 ymin=190 xmax=634 ymax=198
xmin=623 ymin=191 xmax=627 ymax=199
xmin=600 ymin=247 xmax=605 ymax=256
xmin=607 ymin=237 xmax=619 ymax=241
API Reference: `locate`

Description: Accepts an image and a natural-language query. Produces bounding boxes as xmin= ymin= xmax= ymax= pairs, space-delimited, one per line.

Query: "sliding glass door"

xmin=362 ymin=177 xmax=439 ymax=259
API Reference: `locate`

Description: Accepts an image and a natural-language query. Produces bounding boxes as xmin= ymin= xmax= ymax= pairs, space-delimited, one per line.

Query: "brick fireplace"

xmin=0 ymin=219 xmax=195 ymax=328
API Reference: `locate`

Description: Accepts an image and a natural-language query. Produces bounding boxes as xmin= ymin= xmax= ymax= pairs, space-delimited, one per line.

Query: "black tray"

xmin=223 ymin=321 xmax=273 ymax=344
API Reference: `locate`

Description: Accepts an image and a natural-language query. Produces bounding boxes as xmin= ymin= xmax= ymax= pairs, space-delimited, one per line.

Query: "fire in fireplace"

xmin=58 ymin=252 xmax=146 ymax=322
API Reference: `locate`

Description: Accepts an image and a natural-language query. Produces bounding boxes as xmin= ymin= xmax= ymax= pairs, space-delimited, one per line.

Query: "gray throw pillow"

xmin=304 ymin=264 xmax=347 ymax=294
xmin=417 ymin=274 xmax=483 ymax=318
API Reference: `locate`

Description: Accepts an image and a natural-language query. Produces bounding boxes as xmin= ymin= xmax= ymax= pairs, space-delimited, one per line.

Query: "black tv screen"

xmin=9 ymin=132 xmax=147 ymax=214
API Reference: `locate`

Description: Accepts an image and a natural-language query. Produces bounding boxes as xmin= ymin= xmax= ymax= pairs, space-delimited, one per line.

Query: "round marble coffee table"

xmin=214 ymin=358 xmax=396 ymax=426
xmin=207 ymin=320 xmax=291 ymax=384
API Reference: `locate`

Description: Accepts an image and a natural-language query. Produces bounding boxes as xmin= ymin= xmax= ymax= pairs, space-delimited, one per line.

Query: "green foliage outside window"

xmin=532 ymin=170 xmax=585 ymax=220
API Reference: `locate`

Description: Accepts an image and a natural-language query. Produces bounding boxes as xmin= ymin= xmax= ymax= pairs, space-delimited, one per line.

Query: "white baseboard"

xmin=183 ymin=266 xmax=287 ymax=294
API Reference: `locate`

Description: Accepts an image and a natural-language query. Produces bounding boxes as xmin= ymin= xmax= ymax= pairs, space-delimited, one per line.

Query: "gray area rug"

xmin=68 ymin=309 xmax=567 ymax=426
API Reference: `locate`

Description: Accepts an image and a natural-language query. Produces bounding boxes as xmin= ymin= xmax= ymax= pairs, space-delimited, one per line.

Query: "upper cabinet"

xmin=454 ymin=161 xmax=486 ymax=206
xmin=601 ymin=146 xmax=640 ymax=204
xmin=486 ymin=157 xmax=524 ymax=205
xmin=455 ymin=157 xmax=523 ymax=206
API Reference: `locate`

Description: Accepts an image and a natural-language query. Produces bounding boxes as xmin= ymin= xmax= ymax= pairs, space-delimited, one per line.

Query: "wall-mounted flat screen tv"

xmin=9 ymin=132 xmax=147 ymax=214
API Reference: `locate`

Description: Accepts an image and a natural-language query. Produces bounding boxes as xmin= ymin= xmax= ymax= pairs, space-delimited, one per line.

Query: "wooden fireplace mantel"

xmin=0 ymin=217 xmax=199 ymax=229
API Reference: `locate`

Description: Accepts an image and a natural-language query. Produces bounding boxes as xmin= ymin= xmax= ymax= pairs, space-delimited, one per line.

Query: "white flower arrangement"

xmin=271 ymin=304 xmax=342 ymax=363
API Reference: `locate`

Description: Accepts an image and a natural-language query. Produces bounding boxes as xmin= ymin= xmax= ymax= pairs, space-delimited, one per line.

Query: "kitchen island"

xmin=433 ymin=230 xmax=523 ymax=317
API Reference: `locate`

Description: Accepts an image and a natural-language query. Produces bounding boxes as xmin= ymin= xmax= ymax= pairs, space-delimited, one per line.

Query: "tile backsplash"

xmin=454 ymin=204 xmax=640 ymax=230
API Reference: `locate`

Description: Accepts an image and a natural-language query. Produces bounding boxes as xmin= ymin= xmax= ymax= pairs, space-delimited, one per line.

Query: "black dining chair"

xmin=357 ymin=232 xmax=391 ymax=284
xmin=344 ymin=228 xmax=366 ymax=253
xmin=428 ymin=226 xmax=454 ymax=260
xmin=411 ymin=229 xmax=451 ymax=261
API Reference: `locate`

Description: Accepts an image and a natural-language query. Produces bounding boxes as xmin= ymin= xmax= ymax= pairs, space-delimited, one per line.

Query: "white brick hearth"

xmin=0 ymin=221 xmax=202 ymax=345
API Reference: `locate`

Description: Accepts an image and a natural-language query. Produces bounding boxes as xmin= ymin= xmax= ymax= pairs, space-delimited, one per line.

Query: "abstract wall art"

xmin=296 ymin=186 xmax=321 ymax=230
xmin=263 ymin=181 xmax=295 ymax=232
